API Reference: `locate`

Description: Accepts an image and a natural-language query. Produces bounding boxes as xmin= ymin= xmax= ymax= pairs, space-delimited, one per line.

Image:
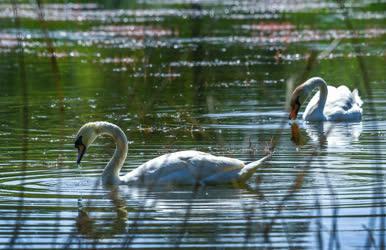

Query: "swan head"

xmin=74 ymin=122 xmax=99 ymax=164
xmin=289 ymin=87 xmax=306 ymax=120
xmin=289 ymin=77 xmax=326 ymax=120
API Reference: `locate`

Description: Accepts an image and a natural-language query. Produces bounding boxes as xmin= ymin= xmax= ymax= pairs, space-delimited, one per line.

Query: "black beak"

xmin=75 ymin=136 xmax=86 ymax=164
xmin=77 ymin=144 xmax=86 ymax=164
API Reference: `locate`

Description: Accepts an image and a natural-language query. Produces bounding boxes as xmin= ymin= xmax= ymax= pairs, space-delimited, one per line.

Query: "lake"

xmin=0 ymin=0 xmax=385 ymax=249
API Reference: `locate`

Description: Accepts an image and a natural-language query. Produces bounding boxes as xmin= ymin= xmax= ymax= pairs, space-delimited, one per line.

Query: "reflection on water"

xmin=1 ymin=0 xmax=385 ymax=249
xmin=305 ymin=122 xmax=362 ymax=149
xmin=291 ymin=122 xmax=362 ymax=149
xmin=76 ymin=187 xmax=127 ymax=239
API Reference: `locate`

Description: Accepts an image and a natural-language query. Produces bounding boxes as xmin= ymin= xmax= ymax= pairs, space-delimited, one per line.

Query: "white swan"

xmin=74 ymin=121 xmax=272 ymax=186
xmin=289 ymin=77 xmax=363 ymax=121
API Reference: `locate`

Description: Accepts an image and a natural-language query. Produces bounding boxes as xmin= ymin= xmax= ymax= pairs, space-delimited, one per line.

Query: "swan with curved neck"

xmin=74 ymin=121 xmax=272 ymax=186
xmin=289 ymin=77 xmax=363 ymax=121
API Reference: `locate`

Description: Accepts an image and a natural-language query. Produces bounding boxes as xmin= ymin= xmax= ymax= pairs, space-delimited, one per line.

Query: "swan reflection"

xmin=74 ymin=184 xmax=268 ymax=240
xmin=76 ymin=187 xmax=127 ymax=239
xmin=291 ymin=122 xmax=362 ymax=149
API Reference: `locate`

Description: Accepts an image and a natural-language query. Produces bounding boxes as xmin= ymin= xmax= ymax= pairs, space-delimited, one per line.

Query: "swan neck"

xmin=306 ymin=78 xmax=328 ymax=111
xmin=98 ymin=124 xmax=128 ymax=185
xmin=316 ymin=80 xmax=328 ymax=111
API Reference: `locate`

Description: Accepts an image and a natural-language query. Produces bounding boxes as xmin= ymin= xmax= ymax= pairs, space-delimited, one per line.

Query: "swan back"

xmin=303 ymin=85 xmax=363 ymax=121
xmin=121 ymin=150 xmax=245 ymax=185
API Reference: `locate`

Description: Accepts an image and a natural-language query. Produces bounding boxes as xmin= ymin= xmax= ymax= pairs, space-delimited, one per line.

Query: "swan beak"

xmin=77 ymin=144 xmax=86 ymax=164
xmin=288 ymin=109 xmax=297 ymax=120
xmin=289 ymin=103 xmax=300 ymax=120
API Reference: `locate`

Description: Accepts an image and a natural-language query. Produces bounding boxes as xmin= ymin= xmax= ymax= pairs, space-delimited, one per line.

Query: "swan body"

xmin=289 ymin=77 xmax=363 ymax=121
xmin=74 ymin=121 xmax=271 ymax=186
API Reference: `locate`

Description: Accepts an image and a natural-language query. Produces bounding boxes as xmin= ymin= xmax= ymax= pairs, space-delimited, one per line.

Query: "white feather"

xmin=75 ymin=122 xmax=271 ymax=186
xmin=302 ymin=82 xmax=363 ymax=121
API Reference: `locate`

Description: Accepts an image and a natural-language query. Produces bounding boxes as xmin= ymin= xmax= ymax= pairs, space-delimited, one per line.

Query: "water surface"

xmin=0 ymin=0 xmax=385 ymax=249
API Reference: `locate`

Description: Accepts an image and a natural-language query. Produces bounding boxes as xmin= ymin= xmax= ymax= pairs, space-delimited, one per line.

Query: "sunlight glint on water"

xmin=0 ymin=0 xmax=385 ymax=249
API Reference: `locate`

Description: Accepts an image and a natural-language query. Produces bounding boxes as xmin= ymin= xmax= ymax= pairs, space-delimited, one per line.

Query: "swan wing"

xmin=303 ymin=85 xmax=362 ymax=121
xmin=122 ymin=150 xmax=245 ymax=185
xmin=324 ymin=85 xmax=363 ymax=121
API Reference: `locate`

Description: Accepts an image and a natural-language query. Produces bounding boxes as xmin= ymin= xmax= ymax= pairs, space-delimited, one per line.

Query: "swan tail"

xmin=352 ymin=89 xmax=363 ymax=107
xmin=238 ymin=152 xmax=273 ymax=183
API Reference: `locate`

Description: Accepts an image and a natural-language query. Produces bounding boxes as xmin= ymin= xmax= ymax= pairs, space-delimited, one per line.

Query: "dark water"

xmin=0 ymin=1 xmax=385 ymax=249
